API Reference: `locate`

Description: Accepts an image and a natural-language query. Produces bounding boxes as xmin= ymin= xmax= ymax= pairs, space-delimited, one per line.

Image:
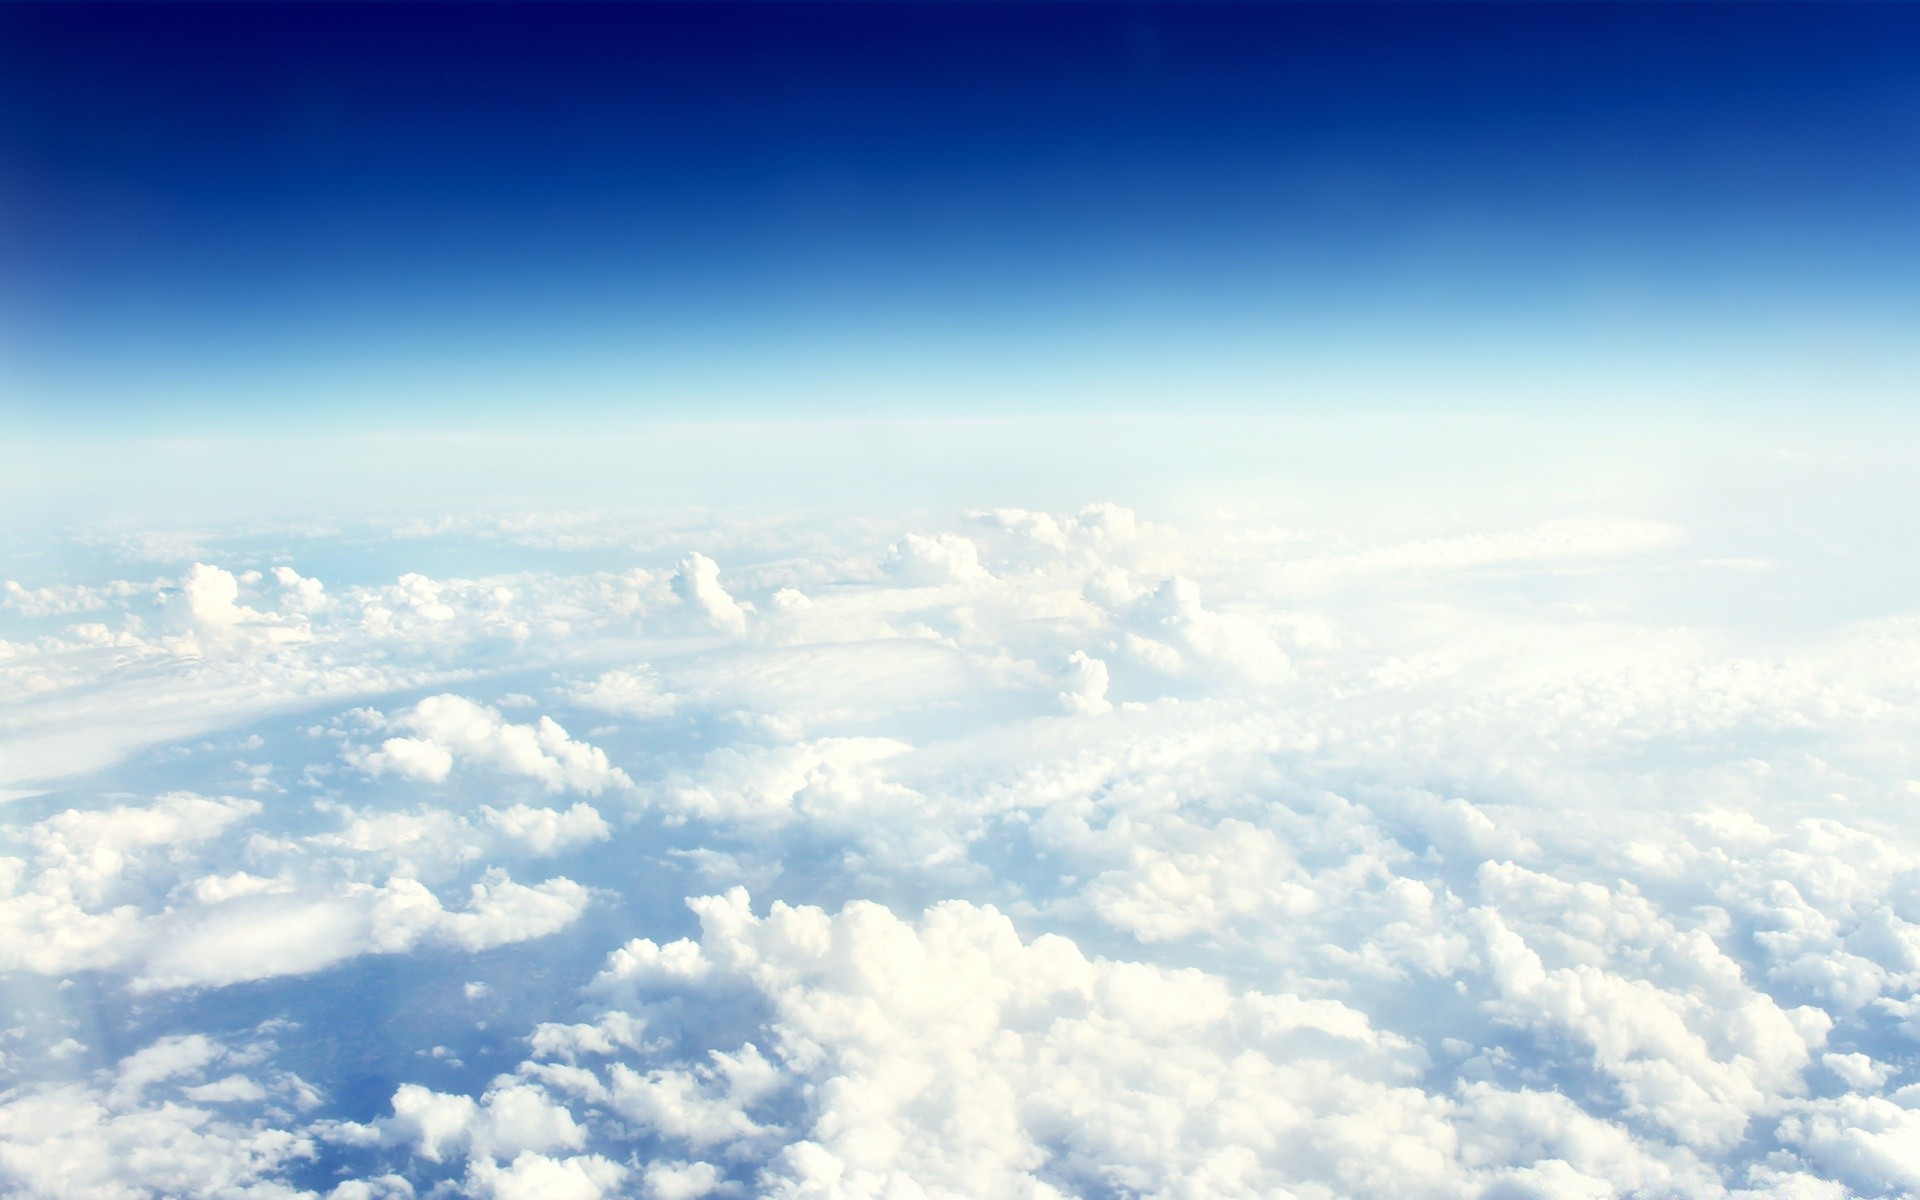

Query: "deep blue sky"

xmin=4 ymin=2 xmax=1918 ymax=430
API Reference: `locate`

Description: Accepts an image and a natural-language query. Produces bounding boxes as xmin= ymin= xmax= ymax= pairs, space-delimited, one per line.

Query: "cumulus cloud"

xmin=570 ymin=665 xmax=679 ymax=718
xmin=0 ymin=557 xmax=678 ymax=795
xmin=1776 ymin=1094 xmax=1920 ymax=1193
xmin=512 ymin=890 xmax=1741 ymax=1199
xmin=481 ymin=803 xmax=611 ymax=855
xmin=138 ymin=869 xmax=592 ymax=989
xmin=379 ymin=1079 xmax=587 ymax=1163
xmin=164 ymin=563 xmax=313 ymax=656
xmin=0 ymin=793 xmax=259 ymax=975
xmin=1121 ymin=575 xmax=1292 ymax=683
xmin=0 ymin=1033 xmax=319 ymax=1199
xmin=467 ymin=1151 xmax=627 ymax=1200
xmin=1057 ymin=650 xmax=1112 ymax=715
xmin=351 ymin=694 xmax=631 ymax=794
xmin=354 ymin=734 xmax=456 ymax=783
xmin=883 ymin=532 xmax=989 ymax=585
xmin=642 ymin=1159 xmax=728 ymax=1200
xmin=658 ymin=737 xmax=915 ymax=826
xmin=673 ymin=553 xmax=749 ymax=637
xmin=0 ymin=788 xmax=592 ymax=991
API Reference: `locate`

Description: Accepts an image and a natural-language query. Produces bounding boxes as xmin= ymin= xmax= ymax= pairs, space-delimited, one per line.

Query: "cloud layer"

xmin=3 ymin=502 xmax=1918 ymax=1197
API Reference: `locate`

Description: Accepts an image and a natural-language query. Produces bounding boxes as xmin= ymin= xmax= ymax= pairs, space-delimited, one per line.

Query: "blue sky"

xmin=5 ymin=2 xmax=1918 ymax=431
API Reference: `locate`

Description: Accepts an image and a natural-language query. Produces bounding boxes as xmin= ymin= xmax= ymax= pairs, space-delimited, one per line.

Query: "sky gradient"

xmin=5 ymin=2 xmax=1919 ymax=431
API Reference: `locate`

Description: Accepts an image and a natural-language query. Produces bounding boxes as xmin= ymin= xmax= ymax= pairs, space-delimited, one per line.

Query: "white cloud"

xmin=0 ymin=1034 xmax=319 ymax=1200
xmin=570 ymin=666 xmax=679 ymax=719
xmin=466 ymin=1152 xmax=626 ymax=1200
xmin=1471 ymin=885 xmax=1825 ymax=1153
xmin=642 ymin=1160 xmax=727 ymax=1200
xmin=0 ymin=793 xmax=258 ymax=975
xmin=355 ymin=1081 xmax=617 ymax=1200
xmin=182 ymin=1074 xmax=271 ymax=1104
xmin=351 ymin=695 xmax=631 ymax=794
xmin=659 ymin=738 xmax=915 ymax=826
xmin=0 ymin=557 xmax=681 ymax=795
xmin=505 ymin=890 xmax=1742 ymax=1199
xmin=1075 ymin=817 xmax=1318 ymax=942
xmin=381 ymin=1079 xmax=586 ymax=1163
xmin=1122 ymin=576 xmax=1292 ymax=683
xmin=383 ymin=1083 xmax=478 ymax=1163
xmin=0 ymin=787 xmax=592 ymax=991
xmin=673 ymin=553 xmax=749 ymax=637
xmin=367 ymin=870 xmax=592 ymax=956
xmin=1822 ymin=1052 xmax=1893 ymax=1092
xmin=272 ymin=566 xmax=330 ymax=614
xmin=1271 ymin=517 xmax=1684 ymax=587
xmin=1057 ymin=651 xmax=1111 ymax=715
xmin=481 ymin=803 xmax=611 ymax=855
xmin=670 ymin=639 xmax=1005 ymax=738
xmin=883 ymin=533 xmax=989 ymax=586
xmin=354 ymin=735 xmax=454 ymax=783
xmin=1776 ymin=1094 xmax=1920 ymax=1195
xmin=165 ymin=562 xmax=313 ymax=656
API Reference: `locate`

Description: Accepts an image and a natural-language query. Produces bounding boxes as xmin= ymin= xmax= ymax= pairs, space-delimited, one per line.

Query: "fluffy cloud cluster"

xmin=0 ymin=1032 xmax=332 ymax=1200
xmin=364 ymin=877 xmax=1906 ymax=1198
xmin=4 ymin=501 xmax=1920 ymax=1198
xmin=0 ymin=786 xmax=592 ymax=991
xmin=1 ymin=693 xmax=619 ymax=992
xmin=350 ymin=694 xmax=631 ymax=794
